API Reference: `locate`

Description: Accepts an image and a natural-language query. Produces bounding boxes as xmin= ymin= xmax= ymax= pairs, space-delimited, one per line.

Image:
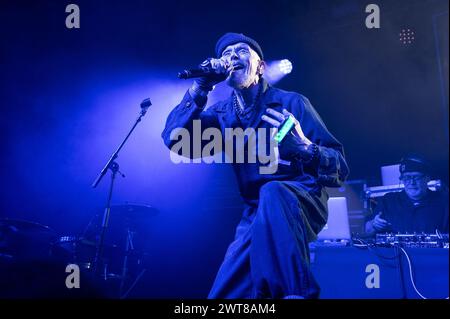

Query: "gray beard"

xmin=226 ymin=72 xmax=254 ymax=89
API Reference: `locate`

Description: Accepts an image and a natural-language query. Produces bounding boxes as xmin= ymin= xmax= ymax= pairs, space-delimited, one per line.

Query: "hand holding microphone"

xmin=178 ymin=57 xmax=231 ymax=79
xmin=180 ymin=58 xmax=231 ymax=93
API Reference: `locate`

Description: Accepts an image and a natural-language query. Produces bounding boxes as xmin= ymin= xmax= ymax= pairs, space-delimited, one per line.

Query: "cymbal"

xmin=110 ymin=203 xmax=159 ymax=217
xmin=0 ymin=218 xmax=57 ymax=260
xmin=0 ymin=218 xmax=56 ymax=236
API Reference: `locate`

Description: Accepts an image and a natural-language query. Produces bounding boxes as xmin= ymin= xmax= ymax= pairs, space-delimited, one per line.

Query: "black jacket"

xmin=162 ymin=79 xmax=349 ymax=202
xmin=371 ymin=189 xmax=449 ymax=233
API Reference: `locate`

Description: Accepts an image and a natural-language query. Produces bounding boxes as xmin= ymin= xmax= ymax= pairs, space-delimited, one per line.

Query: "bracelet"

xmin=190 ymin=84 xmax=210 ymax=98
xmin=301 ymin=143 xmax=319 ymax=164
xmin=193 ymin=81 xmax=213 ymax=94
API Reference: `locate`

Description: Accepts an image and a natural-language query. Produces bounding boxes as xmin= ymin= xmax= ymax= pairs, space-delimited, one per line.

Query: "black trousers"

xmin=208 ymin=180 xmax=327 ymax=299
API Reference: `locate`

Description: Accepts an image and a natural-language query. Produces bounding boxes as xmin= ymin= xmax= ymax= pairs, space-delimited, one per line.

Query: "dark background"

xmin=0 ymin=0 xmax=448 ymax=298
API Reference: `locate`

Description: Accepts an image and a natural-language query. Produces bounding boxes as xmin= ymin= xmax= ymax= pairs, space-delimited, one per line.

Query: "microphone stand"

xmin=91 ymin=98 xmax=152 ymax=277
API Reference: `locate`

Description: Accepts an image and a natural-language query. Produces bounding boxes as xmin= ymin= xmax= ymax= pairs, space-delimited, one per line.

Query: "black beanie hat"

xmin=215 ymin=32 xmax=264 ymax=60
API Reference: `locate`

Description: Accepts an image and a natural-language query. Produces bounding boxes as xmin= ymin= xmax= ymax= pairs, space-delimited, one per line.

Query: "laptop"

xmin=381 ymin=164 xmax=401 ymax=186
xmin=317 ymin=197 xmax=351 ymax=241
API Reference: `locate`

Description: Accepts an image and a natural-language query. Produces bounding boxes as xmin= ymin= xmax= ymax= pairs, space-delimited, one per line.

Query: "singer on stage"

xmin=162 ymin=32 xmax=349 ymax=299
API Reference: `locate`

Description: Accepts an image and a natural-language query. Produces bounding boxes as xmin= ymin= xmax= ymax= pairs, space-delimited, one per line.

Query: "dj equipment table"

xmin=310 ymin=245 xmax=449 ymax=299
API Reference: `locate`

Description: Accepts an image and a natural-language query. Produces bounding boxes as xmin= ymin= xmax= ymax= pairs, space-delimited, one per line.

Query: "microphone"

xmin=178 ymin=67 xmax=216 ymax=79
xmin=140 ymin=98 xmax=152 ymax=116
xmin=140 ymin=98 xmax=152 ymax=109
xmin=178 ymin=58 xmax=230 ymax=79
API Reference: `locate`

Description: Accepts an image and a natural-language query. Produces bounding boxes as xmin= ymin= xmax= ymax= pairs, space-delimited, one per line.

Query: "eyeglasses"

xmin=400 ymin=174 xmax=425 ymax=183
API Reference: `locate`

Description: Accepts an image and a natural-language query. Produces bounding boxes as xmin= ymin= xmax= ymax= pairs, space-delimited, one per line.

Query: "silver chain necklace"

xmin=233 ymin=84 xmax=263 ymax=118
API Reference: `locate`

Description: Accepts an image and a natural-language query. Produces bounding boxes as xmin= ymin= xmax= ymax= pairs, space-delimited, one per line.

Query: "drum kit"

xmin=1 ymin=99 xmax=156 ymax=298
xmin=0 ymin=203 xmax=158 ymax=298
